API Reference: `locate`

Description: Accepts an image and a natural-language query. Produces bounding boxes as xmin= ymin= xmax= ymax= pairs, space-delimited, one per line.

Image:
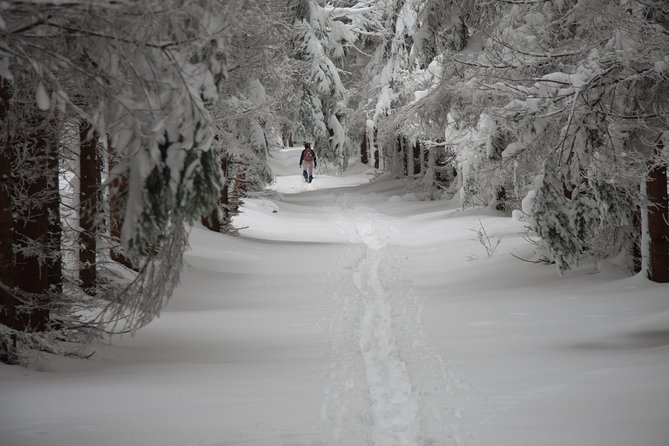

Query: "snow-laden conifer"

xmin=0 ymin=0 xmax=228 ymax=361
xmin=290 ymin=0 xmax=377 ymax=166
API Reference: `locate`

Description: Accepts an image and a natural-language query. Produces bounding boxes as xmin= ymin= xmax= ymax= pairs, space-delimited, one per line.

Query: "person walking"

xmin=299 ymin=142 xmax=317 ymax=183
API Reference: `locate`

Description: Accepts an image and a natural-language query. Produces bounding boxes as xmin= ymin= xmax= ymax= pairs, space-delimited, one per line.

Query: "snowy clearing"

xmin=1 ymin=148 xmax=668 ymax=446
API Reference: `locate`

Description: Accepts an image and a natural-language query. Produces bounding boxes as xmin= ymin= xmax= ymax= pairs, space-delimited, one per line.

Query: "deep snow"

xmin=1 ymin=147 xmax=668 ymax=446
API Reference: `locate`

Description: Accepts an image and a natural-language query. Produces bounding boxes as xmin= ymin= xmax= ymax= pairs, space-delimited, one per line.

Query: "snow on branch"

xmin=322 ymin=3 xmax=375 ymax=17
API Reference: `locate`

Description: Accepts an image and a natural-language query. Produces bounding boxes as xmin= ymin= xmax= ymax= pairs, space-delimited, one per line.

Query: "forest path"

xmin=260 ymin=149 xmax=467 ymax=444
xmin=316 ymin=197 xmax=460 ymax=446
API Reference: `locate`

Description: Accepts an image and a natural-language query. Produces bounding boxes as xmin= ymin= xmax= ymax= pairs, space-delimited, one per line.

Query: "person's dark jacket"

xmin=299 ymin=148 xmax=317 ymax=167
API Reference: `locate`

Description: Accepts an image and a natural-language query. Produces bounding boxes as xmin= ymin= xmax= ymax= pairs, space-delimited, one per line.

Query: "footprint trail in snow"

xmin=323 ymin=204 xmax=462 ymax=446
xmin=354 ymin=216 xmax=420 ymax=446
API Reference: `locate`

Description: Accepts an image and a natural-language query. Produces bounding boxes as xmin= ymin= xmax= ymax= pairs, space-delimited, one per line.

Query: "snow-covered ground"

xmin=2 ymin=147 xmax=669 ymax=446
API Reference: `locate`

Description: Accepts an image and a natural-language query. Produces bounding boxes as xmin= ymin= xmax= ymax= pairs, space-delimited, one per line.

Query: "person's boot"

xmin=308 ymin=175 xmax=313 ymax=183
xmin=303 ymin=170 xmax=308 ymax=182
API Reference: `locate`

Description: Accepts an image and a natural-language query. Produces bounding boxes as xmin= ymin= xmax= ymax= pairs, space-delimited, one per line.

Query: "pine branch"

xmin=43 ymin=21 xmax=170 ymax=49
xmin=496 ymin=0 xmax=551 ymax=3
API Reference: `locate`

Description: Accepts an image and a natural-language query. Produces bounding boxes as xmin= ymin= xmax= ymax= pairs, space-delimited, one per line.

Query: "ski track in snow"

xmin=322 ymin=199 xmax=466 ymax=446
xmin=355 ymin=244 xmax=421 ymax=446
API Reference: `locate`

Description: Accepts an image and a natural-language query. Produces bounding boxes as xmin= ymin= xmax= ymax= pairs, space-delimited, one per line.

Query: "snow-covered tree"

xmin=482 ymin=1 xmax=669 ymax=276
xmin=361 ymin=0 xmax=473 ymax=196
xmin=359 ymin=0 xmax=668 ymax=280
xmin=289 ymin=0 xmax=377 ymax=168
xmin=0 ymin=0 xmax=227 ymax=362
xmin=200 ymin=1 xmax=290 ymax=231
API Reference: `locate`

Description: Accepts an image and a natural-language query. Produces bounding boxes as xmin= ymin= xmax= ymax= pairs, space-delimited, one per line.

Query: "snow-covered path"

xmin=2 ymin=149 xmax=669 ymax=446
xmin=326 ymin=207 xmax=422 ymax=446
xmin=352 ymin=232 xmax=421 ymax=446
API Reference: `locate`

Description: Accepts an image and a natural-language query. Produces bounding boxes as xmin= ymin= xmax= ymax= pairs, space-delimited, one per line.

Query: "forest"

xmin=0 ymin=0 xmax=668 ymax=365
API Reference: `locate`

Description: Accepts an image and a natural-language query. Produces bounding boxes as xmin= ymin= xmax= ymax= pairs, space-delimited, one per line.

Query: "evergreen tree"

xmin=0 ymin=0 xmax=228 ymax=361
xmin=289 ymin=0 xmax=377 ymax=167
xmin=490 ymin=1 xmax=669 ymax=275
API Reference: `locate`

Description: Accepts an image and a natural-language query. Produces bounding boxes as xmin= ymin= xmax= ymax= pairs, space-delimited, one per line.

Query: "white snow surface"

xmin=2 ymin=147 xmax=669 ymax=446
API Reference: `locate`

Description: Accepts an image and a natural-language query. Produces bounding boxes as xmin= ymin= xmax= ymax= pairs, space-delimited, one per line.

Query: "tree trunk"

xmin=405 ymin=136 xmax=414 ymax=176
xmin=646 ymin=138 xmax=669 ymax=283
xmin=413 ymin=140 xmax=421 ymax=175
xmin=360 ymin=133 xmax=368 ymax=164
xmin=0 ymin=79 xmax=17 ymax=363
xmin=372 ymin=127 xmax=380 ymax=169
xmin=495 ymin=186 xmax=507 ymax=212
xmin=404 ymin=136 xmax=410 ymax=176
xmin=220 ymin=182 xmax=230 ymax=224
xmin=220 ymin=157 xmax=232 ymax=229
xmin=396 ymin=134 xmax=408 ymax=176
xmin=79 ymin=121 xmax=99 ymax=294
xmin=632 ymin=206 xmax=642 ymax=274
xmin=202 ymin=209 xmax=221 ymax=232
xmin=202 ymin=159 xmax=227 ymax=232
xmin=14 ymin=110 xmax=51 ymax=334
xmin=399 ymin=135 xmax=408 ymax=176
xmin=234 ymin=166 xmax=247 ymax=193
xmin=107 ymin=135 xmax=134 ymax=270
xmin=421 ymin=141 xmax=429 ymax=175
xmin=47 ymin=123 xmax=62 ymax=296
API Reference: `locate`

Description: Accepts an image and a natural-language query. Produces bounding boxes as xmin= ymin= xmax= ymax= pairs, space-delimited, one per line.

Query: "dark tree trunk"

xmin=360 ymin=133 xmax=368 ymax=165
xmin=396 ymin=135 xmax=403 ymax=175
xmin=107 ymin=135 xmax=134 ymax=269
xmin=413 ymin=140 xmax=421 ymax=175
xmin=202 ymin=156 xmax=236 ymax=233
xmin=0 ymin=79 xmax=17 ymax=363
xmin=227 ymin=165 xmax=246 ymax=218
xmin=403 ymin=136 xmax=409 ymax=176
xmin=47 ymin=124 xmax=62 ymax=296
xmin=221 ymin=182 xmax=230 ymax=224
xmin=397 ymin=134 xmax=408 ymax=176
xmin=495 ymin=186 xmax=507 ymax=212
xmin=14 ymin=110 xmax=51 ymax=334
xmin=372 ymin=127 xmax=380 ymax=169
xmin=79 ymin=121 xmax=100 ymax=294
xmin=632 ymin=206 xmax=642 ymax=274
xmin=202 ymin=157 xmax=227 ymax=232
xmin=220 ymin=157 xmax=233 ymax=229
xmin=423 ymin=143 xmax=429 ymax=172
xmin=647 ymin=138 xmax=669 ymax=283
xmin=202 ymin=209 xmax=221 ymax=232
